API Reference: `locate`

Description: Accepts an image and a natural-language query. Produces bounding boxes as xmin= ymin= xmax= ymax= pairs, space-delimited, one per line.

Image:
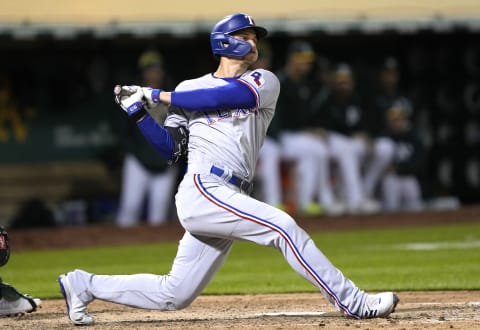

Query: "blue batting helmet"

xmin=210 ymin=13 xmax=268 ymax=58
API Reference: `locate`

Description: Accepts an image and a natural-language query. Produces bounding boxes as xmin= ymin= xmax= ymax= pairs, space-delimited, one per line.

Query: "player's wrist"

xmin=127 ymin=101 xmax=147 ymax=121
xmin=151 ymin=89 xmax=163 ymax=103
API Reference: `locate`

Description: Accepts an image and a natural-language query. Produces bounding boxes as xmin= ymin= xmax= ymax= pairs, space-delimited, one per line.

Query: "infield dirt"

xmin=1 ymin=291 xmax=479 ymax=329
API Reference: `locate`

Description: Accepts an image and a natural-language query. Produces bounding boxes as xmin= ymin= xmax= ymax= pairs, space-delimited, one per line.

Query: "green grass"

xmin=2 ymin=223 xmax=479 ymax=299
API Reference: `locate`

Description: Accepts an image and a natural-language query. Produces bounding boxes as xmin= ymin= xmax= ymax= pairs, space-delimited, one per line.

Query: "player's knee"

xmin=375 ymin=138 xmax=395 ymax=160
xmin=167 ymin=293 xmax=196 ymax=310
xmin=274 ymin=214 xmax=299 ymax=239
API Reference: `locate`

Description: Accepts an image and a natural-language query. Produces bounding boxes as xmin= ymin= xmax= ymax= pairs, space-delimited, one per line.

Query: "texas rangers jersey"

xmin=164 ymin=69 xmax=280 ymax=182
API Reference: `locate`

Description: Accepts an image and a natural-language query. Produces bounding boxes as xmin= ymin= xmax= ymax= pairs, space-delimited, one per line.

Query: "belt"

xmin=210 ymin=166 xmax=253 ymax=195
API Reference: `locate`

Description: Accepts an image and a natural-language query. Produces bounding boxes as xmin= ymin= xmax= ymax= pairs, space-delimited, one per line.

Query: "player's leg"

xmin=256 ymin=137 xmax=283 ymax=207
xmin=381 ymin=173 xmax=401 ymax=212
xmin=280 ymin=132 xmax=327 ymax=214
xmin=116 ymin=154 xmax=149 ymax=227
xmin=363 ymin=137 xmax=395 ymax=199
xmin=328 ymin=133 xmax=363 ymax=212
xmin=60 ymin=232 xmax=233 ymax=317
xmin=147 ymin=165 xmax=179 ymax=225
xmin=307 ymin=135 xmax=345 ymax=216
xmin=400 ymin=176 xmax=423 ymax=211
xmin=181 ymin=173 xmax=386 ymax=319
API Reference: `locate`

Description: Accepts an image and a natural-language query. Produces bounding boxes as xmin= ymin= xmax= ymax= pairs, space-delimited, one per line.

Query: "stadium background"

xmin=1 ymin=0 xmax=479 ymax=225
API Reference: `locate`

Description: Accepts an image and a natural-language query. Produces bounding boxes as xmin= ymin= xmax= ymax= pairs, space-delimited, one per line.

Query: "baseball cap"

xmin=387 ymin=99 xmax=411 ymax=120
xmin=334 ymin=63 xmax=353 ymax=78
xmin=287 ymin=40 xmax=316 ymax=62
xmin=138 ymin=50 xmax=163 ymax=70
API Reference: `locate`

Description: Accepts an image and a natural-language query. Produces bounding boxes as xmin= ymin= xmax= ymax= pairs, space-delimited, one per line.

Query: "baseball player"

xmin=276 ymin=40 xmax=339 ymax=215
xmin=0 ymin=226 xmax=41 ymax=316
xmin=381 ymin=102 xmax=425 ymax=211
xmin=311 ymin=64 xmax=383 ymax=214
xmin=58 ymin=13 xmax=398 ymax=326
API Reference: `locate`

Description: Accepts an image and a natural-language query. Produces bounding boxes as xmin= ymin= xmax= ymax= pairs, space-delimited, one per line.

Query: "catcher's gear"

xmin=0 ymin=280 xmax=41 ymax=316
xmin=210 ymin=13 xmax=268 ymax=58
xmin=114 ymin=85 xmax=147 ymax=121
xmin=0 ymin=226 xmax=10 ymax=267
xmin=165 ymin=125 xmax=189 ymax=165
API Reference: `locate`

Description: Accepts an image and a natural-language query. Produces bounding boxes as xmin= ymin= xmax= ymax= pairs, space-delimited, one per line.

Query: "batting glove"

xmin=113 ymin=85 xmax=146 ymax=121
xmin=140 ymin=87 xmax=163 ymax=110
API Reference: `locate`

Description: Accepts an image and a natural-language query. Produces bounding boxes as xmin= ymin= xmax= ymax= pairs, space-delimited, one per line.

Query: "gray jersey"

xmin=164 ymin=69 xmax=280 ymax=181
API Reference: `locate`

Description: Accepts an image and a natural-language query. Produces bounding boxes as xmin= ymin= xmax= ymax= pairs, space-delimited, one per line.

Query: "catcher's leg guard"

xmin=0 ymin=280 xmax=41 ymax=316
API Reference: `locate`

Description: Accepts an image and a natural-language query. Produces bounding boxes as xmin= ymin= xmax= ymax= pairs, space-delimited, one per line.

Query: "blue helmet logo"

xmin=210 ymin=13 xmax=268 ymax=58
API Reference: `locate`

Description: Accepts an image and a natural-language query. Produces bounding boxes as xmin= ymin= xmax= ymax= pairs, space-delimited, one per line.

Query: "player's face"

xmin=231 ymin=28 xmax=259 ymax=64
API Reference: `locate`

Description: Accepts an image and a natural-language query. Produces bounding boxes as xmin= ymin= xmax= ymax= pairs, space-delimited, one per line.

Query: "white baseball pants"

xmin=116 ymin=154 xmax=179 ymax=227
xmin=67 ymin=171 xmax=368 ymax=319
xmin=280 ymin=132 xmax=335 ymax=209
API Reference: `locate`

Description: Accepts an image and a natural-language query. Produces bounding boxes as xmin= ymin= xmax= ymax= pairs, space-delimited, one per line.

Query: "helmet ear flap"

xmin=210 ymin=33 xmax=252 ymax=58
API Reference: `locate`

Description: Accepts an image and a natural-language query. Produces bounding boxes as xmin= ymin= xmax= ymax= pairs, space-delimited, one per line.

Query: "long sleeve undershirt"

xmin=170 ymin=79 xmax=257 ymax=111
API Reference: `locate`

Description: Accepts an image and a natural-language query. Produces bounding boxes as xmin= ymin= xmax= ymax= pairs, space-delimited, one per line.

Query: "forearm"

xmin=136 ymin=114 xmax=174 ymax=160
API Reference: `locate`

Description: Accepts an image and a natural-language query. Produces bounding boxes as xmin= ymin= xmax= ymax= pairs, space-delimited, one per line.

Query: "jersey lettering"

xmin=217 ymin=110 xmax=230 ymax=119
xmin=204 ymin=107 xmax=257 ymax=125
xmin=234 ymin=107 xmax=258 ymax=117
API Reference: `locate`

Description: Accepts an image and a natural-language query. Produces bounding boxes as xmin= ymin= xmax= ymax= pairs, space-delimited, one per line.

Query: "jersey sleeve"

xmin=170 ymin=81 xmax=256 ymax=111
xmin=168 ymin=70 xmax=279 ymax=113
xmin=164 ymin=105 xmax=189 ymax=128
xmin=239 ymin=69 xmax=280 ymax=112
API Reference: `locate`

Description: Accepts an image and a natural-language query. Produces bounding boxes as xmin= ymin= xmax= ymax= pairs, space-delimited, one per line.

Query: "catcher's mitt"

xmin=0 ymin=226 xmax=10 ymax=267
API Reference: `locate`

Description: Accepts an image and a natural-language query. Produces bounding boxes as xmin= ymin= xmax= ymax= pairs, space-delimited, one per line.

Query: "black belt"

xmin=210 ymin=166 xmax=253 ymax=195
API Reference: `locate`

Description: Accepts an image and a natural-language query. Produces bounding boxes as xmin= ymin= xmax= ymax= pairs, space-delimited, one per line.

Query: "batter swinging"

xmin=58 ymin=13 xmax=398 ymax=325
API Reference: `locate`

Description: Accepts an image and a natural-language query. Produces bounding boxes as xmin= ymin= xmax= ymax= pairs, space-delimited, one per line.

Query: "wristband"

xmin=128 ymin=101 xmax=147 ymax=121
xmin=151 ymin=89 xmax=162 ymax=103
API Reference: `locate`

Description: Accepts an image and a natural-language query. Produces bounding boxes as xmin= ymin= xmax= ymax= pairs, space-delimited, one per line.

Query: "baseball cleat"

xmin=58 ymin=273 xmax=94 ymax=325
xmin=0 ymin=295 xmax=41 ymax=316
xmin=361 ymin=292 xmax=399 ymax=318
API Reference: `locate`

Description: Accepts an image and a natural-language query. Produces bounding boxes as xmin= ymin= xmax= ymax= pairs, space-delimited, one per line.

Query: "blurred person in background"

xmin=276 ymin=40 xmax=339 ymax=216
xmin=363 ymin=57 xmax=415 ymax=202
xmin=115 ymin=50 xmax=180 ymax=227
xmin=309 ymin=56 xmax=333 ymax=113
xmin=251 ymin=40 xmax=286 ymax=210
xmin=310 ymin=63 xmax=381 ymax=214
xmin=381 ymin=103 xmax=425 ymax=212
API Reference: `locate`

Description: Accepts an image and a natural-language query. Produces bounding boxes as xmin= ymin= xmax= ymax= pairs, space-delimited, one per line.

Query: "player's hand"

xmin=113 ymin=85 xmax=146 ymax=120
xmin=140 ymin=87 xmax=163 ymax=110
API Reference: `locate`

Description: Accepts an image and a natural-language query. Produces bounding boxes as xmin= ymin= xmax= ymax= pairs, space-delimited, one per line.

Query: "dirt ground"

xmin=2 ymin=205 xmax=480 ymax=329
xmin=1 ymin=291 xmax=479 ymax=329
